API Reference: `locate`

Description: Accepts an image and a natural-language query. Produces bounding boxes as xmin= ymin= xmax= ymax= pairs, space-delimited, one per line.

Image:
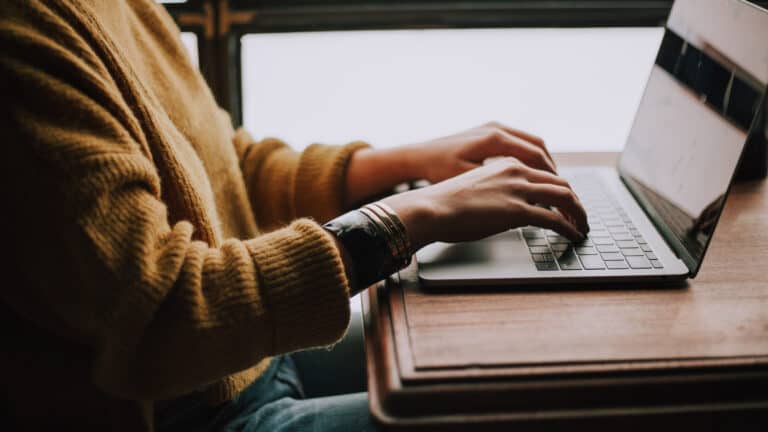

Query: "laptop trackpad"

xmin=417 ymin=229 xmax=530 ymax=274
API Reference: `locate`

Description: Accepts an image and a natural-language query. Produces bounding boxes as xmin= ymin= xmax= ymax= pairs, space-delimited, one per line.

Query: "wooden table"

xmin=363 ymin=153 xmax=768 ymax=431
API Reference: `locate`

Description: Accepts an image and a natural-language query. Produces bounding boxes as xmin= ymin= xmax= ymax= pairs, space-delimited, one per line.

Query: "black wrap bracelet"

xmin=323 ymin=207 xmax=411 ymax=296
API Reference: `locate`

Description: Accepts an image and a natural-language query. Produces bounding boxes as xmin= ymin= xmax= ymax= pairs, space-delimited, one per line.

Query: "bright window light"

xmin=180 ymin=32 xmax=199 ymax=69
xmin=242 ymin=28 xmax=664 ymax=152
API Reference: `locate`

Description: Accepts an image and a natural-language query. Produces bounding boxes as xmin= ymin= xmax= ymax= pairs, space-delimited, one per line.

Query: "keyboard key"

xmin=626 ymin=256 xmax=652 ymax=269
xmin=608 ymin=226 xmax=628 ymax=233
xmin=526 ymin=238 xmax=548 ymax=246
xmin=522 ymin=229 xmax=544 ymax=239
xmin=612 ymin=233 xmax=634 ymax=241
xmin=575 ymin=246 xmax=597 ymax=255
xmin=601 ymin=252 xmax=625 ymax=261
xmin=550 ymin=244 xmax=570 ymax=252
xmin=535 ymin=261 xmax=558 ymax=271
xmin=547 ymin=235 xmax=570 ymax=244
xmin=557 ymin=251 xmax=582 ymax=270
xmin=596 ymin=245 xmax=619 ymax=253
xmin=579 ymin=255 xmax=605 ymax=270
xmin=616 ymin=240 xmax=637 ymax=248
xmin=630 ymin=229 xmax=642 ymax=236
xmin=588 ymin=230 xmax=611 ymax=238
xmin=606 ymin=260 xmax=629 ymax=269
xmin=532 ymin=253 xmax=555 ymax=262
xmin=640 ymin=244 xmax=653 ymax=252
xmin=650 ymin=259 xmax=664 ymax=269
xmin=646 ymin=252 xmax=658 ymax=260
xmin=635 ymin=236 xmax=648 ymax=245
xmin=605 ymin=220 xmax=625 ymax=227
xmin=592 ymin=237 xmax=615 ymax=245
xmin=529 ymin=246 xmax=551 ymax=254
xmin=621 ymin=248 xmax=645 ymax=256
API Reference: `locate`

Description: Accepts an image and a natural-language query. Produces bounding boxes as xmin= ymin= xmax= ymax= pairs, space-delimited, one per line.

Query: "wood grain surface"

xmin=364 ymin=152 xmax=768 ymax=429
xmin=403 ymin=152 xmax=768 ymax=373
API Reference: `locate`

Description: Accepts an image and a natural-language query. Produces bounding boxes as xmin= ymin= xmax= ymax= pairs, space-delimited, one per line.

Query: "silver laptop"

xmin=417 ymin=0 xmax=768 ymax=287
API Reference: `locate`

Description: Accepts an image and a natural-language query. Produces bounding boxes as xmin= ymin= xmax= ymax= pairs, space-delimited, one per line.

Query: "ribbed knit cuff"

xmin=252 ymin=145 xmax=300 ymax=229
xmin=245 ymin=219 xmax=352 ymax=354
xmin=294 ymin=141 xmax=371 ymax=223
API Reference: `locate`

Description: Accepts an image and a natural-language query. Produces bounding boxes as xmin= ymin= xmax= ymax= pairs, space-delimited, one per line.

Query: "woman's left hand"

xmin=406 ymin=121 xmax=556 ymax=184
xmin=345 ymin=122 xmax=556 ymax=206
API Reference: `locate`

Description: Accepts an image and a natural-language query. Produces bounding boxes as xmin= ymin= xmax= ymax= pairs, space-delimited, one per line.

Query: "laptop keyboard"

xmin=523 ymin=177 xmax=664 ymax=271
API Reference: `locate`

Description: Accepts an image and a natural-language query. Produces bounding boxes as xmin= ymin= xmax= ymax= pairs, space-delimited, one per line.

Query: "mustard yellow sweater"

xmin=0 ymin=0 xmax=367 ymax=429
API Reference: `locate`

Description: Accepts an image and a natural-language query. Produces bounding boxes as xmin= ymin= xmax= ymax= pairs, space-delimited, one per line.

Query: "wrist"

xmin=380 ymin=190 xmax=437 ymax=251
xmin=393 ymin=144 xmax=425 ymax=182
xmin=365 ymin=146 xmax=424 ymax=182
xmin=323 ymin=207 xmax=412 ymax=295
xmin=346 ymin=147 xmax=420 ymax=205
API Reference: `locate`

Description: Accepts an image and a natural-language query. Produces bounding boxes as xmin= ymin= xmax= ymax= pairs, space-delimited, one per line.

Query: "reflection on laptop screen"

xmin=618 ymin=0 xmax=768 ymax=274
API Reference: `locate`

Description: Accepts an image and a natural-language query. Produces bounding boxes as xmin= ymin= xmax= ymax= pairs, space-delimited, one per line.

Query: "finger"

xmin=457 ymin=160 xmax=481 ymax=175
xmin=521 ymin=203 xmax=584 ymax=242
xmin=518 ymin=166 xmax=573 ymax=190
xmin=519 ymin=169 xmax=589 ymax=233
xmin=486 ymin=121 xmax=555 ymax=167
xmin=523 ymin=184 xmax=589 ymax=234
xmin=494 ymin=131 xmax=557 ymax=174
xmin=487 ymin=121 xmax=545 ymax=146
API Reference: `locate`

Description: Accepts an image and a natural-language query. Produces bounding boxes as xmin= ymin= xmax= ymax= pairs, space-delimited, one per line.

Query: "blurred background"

xmin=238 ymin=28 xmax=661 ymax=152
xmin=162 ymin=0 xmax=766 ymax=153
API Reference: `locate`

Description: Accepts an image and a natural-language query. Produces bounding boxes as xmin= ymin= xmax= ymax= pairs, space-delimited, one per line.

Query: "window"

xmin=242 ymin=27 xmax=663 ymax=152
xmin=180 ymin=32 xmax=199 ymax=68
xmin=163 ymin=0 xmax=768 ymax=152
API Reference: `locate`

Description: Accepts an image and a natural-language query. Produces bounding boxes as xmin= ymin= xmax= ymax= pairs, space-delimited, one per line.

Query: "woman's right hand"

xmin=380 ymin=157 xmax=589 ymax=251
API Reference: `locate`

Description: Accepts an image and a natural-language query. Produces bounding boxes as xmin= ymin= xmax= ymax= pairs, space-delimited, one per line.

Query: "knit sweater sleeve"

xmin=232 ymin=128 xmax=370 ymax=230
xmin=0 ymin=1 xmax=351 ymax=400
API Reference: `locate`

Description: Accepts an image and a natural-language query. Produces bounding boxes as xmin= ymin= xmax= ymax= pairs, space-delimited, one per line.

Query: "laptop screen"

xmin=617 ymin=0 xmax=768 ymax=276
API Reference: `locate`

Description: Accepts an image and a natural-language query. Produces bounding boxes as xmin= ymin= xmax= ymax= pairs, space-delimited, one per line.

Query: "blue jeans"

xmin=155 ymin=355 xmax=378 ymax=432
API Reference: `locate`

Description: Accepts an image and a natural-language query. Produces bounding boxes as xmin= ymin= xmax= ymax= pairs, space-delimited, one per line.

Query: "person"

xmin=0 ymin=0 xmax=588 ymax=430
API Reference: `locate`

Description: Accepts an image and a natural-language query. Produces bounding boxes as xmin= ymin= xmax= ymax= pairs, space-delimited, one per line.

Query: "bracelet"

xmin=322 ymin=203 xmax=413 ymax=294
xmin=358 ymin=206 xmax=401 ymax=260
xmin=362 ymin=203 xmax=412 ymax=268
xmin=372 ymin=202 xmax=413 ymax=262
